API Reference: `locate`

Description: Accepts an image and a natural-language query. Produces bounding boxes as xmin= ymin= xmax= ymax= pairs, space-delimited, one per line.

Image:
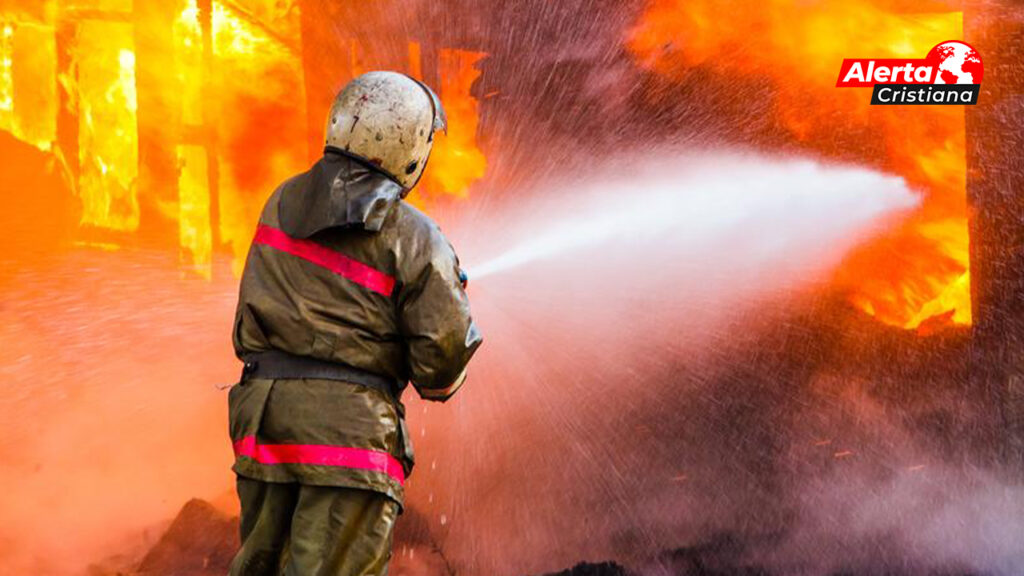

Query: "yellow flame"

xmin=2 ymin=1 xmax=486 ymax=281
xmin=171 ymin=1 xmax=210 ymax=274
xmin=418 ymin=48 xmax=488 ymax=200
xmin=8 ymin=22 xmax=56 ymax=150
xmin=212 ymin=2 xmax=272 ymax=58
xmin=207 ymin=2 xmax=307 ymax=276
xmin=629 ymin=0 xmax=970 ymax=329
xmin=0 ymin=22 xmax=15 ymax=132
xmin=76 ymin=21 xmax=139 ymax=231
xmin=170 ymin=0 xmax=307 ymax=276
xmin=177 ymin=144 xmax=212 ymax=279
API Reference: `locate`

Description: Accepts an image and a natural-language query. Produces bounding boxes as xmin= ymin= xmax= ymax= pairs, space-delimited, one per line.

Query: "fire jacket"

xmin=228 ymin=150 xmax=482 ymax=505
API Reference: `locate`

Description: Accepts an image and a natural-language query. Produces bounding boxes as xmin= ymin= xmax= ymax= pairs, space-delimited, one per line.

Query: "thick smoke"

xmin=0 ymin=252 xmax=240 ymax=575
xmin=389 ymin=151 xmax=1020 ymax=576
xmin=3 ymin=0 xmax=1022 ymax=573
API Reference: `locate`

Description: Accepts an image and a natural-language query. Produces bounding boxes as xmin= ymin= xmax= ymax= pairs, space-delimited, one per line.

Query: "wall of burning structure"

xmin=0 ymin=0 xmax=488 ymax=278
xmin=1 ymin=1 xmax=1022 ymax=574
xmin=297 ymin=0 xmax=488 ymax=206
xmin=966 ymin=2 xmax=1024 ymax=469
xmin=627 ymin=0 xmax=974 ymax=332
xmin=0 ymin=0 xmax=308 ymax=276
xmin=0 ymin=4 xmax=490 ymax=573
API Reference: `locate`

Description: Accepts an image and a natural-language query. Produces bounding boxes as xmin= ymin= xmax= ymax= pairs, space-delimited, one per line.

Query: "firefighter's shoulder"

xmin=389 ymin=200 xmax=458 ymax=273
xmin=390 ymin=200 xmax=453 ymax=249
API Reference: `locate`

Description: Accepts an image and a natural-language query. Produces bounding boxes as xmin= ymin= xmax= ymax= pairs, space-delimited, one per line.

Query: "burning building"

xmin=0 ymin=0 xmax=487 ymax=277
xmin=624 ymin=0 xmax=1024 ymax=465
xmin=1 ymin=0 xmax=1023 ymax=575
xmin=5 ymin=0 xmax=998 ymax=333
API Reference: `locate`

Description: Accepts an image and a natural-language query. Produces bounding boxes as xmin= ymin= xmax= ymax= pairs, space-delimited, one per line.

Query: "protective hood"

xmin=278 ymin=150 xmax=404 ymax=238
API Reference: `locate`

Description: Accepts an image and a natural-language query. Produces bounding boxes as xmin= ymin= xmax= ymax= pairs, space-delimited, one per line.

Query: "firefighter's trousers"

xmin=229 ymin=477 xmax=398 ymax=576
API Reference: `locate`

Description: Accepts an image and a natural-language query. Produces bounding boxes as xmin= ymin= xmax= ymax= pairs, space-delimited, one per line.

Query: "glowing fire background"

xmin=0 ymin=0 xmax=974 ymax=320
xmin=1 ymin=0 xmax=1022 ymax=574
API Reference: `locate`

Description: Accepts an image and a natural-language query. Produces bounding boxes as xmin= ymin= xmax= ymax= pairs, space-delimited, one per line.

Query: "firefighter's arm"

xmin=398 ymin=232 xmax=482 ymax=402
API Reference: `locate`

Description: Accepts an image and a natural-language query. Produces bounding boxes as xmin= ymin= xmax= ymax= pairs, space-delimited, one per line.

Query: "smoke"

xmin=0 ymin=0 xmax=1018 ymax=573
xmin=754 ymin=372 xmax=1024 ymax=576
xmin=392 ymin=150 xmax=984 ymax=575
xmin=1 ymin=148 xmax=1020 ymax=576
xmin=599 ymin=382 xmax=1024 ymax=576
xmin=3 ymin=146 xmax=1019 ymax=576
xmin=0 ymin=251 xmax=240 ymax=575
xmin=386 ymin=150 xmax=1024 ymax=576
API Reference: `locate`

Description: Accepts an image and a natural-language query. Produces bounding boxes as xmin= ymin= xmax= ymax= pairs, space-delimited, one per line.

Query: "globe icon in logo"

xmin=929 ymin=41 xmax=984 ymax=85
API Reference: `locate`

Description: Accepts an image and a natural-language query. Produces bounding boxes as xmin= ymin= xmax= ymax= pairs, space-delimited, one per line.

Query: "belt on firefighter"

xmin=240 ymin=350 xmax=401 ymax=402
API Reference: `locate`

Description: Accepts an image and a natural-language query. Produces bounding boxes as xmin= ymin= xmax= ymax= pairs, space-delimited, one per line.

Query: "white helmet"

xmin=325 ymin=71 xmax=447 ymax=191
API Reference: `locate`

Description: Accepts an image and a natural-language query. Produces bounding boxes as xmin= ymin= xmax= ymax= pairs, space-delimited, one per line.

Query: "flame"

xmin=0 ymin=23 xmax=14 ymax=133
xmin=7 ymin=21 xmax=57 ymax=150
xmin=167 ymin=1 xmax=309 ymax=276
xmin=172 ymin=2 xmax=209 ymax=274
xmin=178 ymin=144 xmax=213 ymax=278
xmin=1 ymin=1 xmax=486 ymax=279
xmin=203 ymin=1 xmax=308 ymax=276
xmin=76 ymin=22 xmax=139 ymax=232
xmin=416 ymin=48 xmax=488 ymax=201
xmin=628 ymin=0 xmax=971 ymax=329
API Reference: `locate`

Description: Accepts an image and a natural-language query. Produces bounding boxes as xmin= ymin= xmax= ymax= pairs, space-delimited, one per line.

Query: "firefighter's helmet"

xmin=325 ymin=71 xmax=447 ymax=191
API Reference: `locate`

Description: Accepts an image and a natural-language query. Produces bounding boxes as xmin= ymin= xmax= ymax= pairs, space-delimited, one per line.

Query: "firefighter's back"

xmin=227 ymin=71 xmax=481 ymax=576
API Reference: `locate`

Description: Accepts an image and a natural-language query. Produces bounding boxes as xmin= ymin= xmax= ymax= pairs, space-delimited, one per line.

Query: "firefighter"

xmin=227 ymin=71 xmax=482 ymax=576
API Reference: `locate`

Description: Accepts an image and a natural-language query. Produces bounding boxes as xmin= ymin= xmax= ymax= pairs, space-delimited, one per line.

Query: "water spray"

xmin=462 ymin=152 xmax=918 ymax=286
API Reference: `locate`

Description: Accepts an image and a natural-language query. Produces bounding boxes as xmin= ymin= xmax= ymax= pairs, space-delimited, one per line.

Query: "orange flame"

xmin=76 ymin=22 xmax=140 ymax=232
xmin=1 ymin=1 xmax=488 ymax=277
xmin=628 ymin=0 xmax=971 ymax=329
xmin=1 ymin=19 xmax=56 ymax=150
xmin=414 ymin=48 xmax=489 ymax=203
xmin=0 ymin=23 xmax=11 ymax=126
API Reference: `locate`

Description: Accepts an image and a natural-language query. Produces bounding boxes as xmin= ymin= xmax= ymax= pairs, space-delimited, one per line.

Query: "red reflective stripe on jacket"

xmin=253 ymin=224 xmax=396 ymax=296
xmin=233 ymin=436 xmax=406 ymax=485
